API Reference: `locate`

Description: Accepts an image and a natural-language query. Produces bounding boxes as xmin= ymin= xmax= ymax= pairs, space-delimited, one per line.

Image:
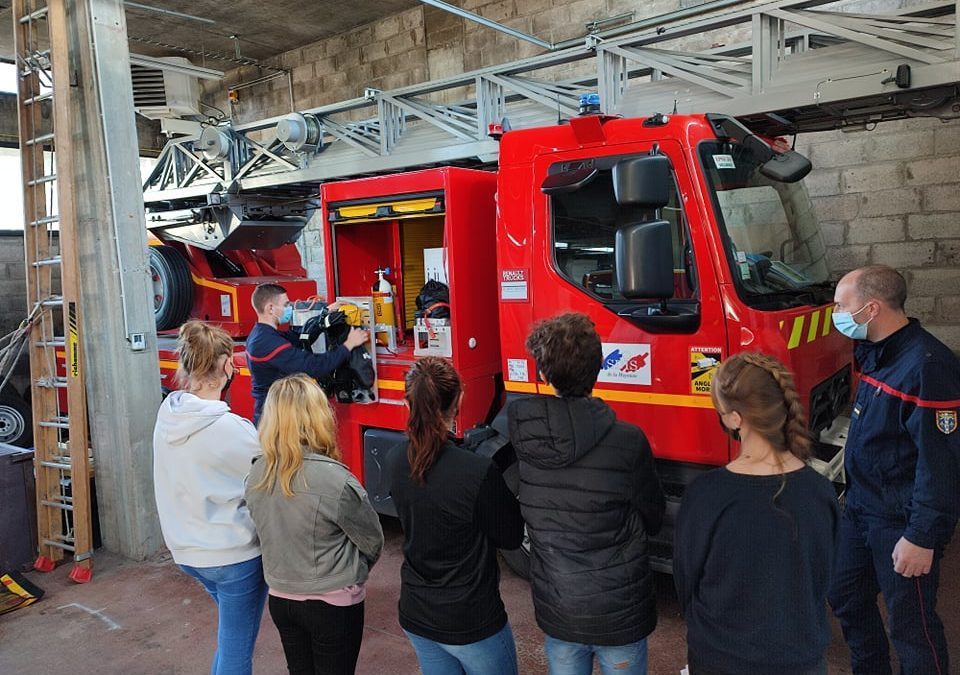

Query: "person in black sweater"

xmin=673 ymin=352 xmax=839 ymax=675
xmin=386 ymin=357 xmax=524 ymax=675
xmin=509 ymin=312 xmax=665 ymax=675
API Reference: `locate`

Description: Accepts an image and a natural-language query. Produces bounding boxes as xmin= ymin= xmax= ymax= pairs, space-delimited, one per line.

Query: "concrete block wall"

xmin=0 ymin=231 xmax=62 ymax=396
xmin=0 ymin=232 xmax=31 ymax=335
xmin=198 ymin=1 xmax=960 ymax=350
xmin=794 ymin=119 xmax=960 ymax=349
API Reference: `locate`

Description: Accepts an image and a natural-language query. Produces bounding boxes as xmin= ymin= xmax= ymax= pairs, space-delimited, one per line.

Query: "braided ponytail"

xmin=712 ymin=352 xmax=811 ymax=461
xmin=405 ymin=357 xmax=463 ymax=484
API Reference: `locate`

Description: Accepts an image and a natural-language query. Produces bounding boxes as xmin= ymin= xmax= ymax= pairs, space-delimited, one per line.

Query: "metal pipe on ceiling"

xmin=123 ymin=2 xmax=216 ymax=25
xmin=418 ymin=0 xmax=750 ymax=51
xmin=417 ymin=0 xmax=552 ymax=49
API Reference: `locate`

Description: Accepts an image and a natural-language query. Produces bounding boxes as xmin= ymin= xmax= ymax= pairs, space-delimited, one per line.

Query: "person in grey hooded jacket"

xmin=508 ymin=312 xmax=665 ymax=675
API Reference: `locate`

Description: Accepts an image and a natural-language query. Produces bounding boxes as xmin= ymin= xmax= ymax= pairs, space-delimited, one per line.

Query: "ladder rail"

xmin=15 ymin=0 xmax=63 ymax=568
xmin=48 ymin=0 xmax=94 ymax=574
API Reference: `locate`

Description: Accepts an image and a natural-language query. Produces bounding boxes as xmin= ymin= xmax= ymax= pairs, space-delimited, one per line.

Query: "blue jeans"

xmin=180 ymin=556 xmax=269 ymax=675
xmin=403 ymin=622 xmax=518 ymax=675
xmin=544 ymin=635 xmax=648 ymax=675
xmin=828 ymin=509 xmax=948 ymax=675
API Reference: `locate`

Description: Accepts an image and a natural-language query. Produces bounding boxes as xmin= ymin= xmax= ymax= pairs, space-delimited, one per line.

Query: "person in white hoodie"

xmin=153 ymin=320 xmax=267 ymax=675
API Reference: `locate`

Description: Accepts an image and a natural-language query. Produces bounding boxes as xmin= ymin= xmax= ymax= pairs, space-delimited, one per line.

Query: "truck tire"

xmin=0 ymin=391 xmax=32 ymax=448
xmin=499 ymin=461 xmax=531 ymax=579
xmin=150 ymin=245 xmax=194 ymax=330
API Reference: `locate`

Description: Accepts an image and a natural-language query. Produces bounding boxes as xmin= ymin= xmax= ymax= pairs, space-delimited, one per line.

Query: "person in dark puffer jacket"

xmin=508 ymin=312 xmax=665 ymax=675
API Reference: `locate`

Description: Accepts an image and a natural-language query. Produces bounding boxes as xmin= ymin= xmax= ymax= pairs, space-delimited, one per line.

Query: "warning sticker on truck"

xmin=597 ymin=343 xmax=651 ymax=386
xmin=691 ymin=347 xmax=722 ymax=394
xmin=500 ymin=269 xmax=529 ymax=302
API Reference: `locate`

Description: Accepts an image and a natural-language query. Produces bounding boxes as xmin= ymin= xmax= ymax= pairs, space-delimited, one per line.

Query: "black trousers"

xmin=268 ymin=595 xmax=365 ymax=675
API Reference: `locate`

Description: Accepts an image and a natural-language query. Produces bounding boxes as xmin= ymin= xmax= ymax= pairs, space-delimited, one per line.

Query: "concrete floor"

xmin=1 ymin=517 xmax=958 ymax=674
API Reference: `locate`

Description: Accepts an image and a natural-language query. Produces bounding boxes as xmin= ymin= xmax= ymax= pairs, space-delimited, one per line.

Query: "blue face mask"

xmin=279 ymin=305 xmax=293 ymax=325
xmin=832 ymin=303 xmax=871 ymax=340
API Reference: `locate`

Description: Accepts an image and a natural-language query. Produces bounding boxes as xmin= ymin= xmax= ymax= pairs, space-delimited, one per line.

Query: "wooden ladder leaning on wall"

xmin=13 ymin=0 xmax=95 ymax=583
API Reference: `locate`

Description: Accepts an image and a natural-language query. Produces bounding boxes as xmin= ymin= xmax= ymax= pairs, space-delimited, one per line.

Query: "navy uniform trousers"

xmin=828 ymin=505 xmax=948 ymax=675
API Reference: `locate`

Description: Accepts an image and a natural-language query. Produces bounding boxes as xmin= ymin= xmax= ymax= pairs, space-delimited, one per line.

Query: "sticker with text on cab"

xmin=500 ymin=269 xmax=528 ymax=302
xmin=713 ymin=154 xmax=736 ymax=170
xmin=598 ymin=343 xmax=651 ymax=386
xmin=507 ymin=358 xmax=529 ymax=382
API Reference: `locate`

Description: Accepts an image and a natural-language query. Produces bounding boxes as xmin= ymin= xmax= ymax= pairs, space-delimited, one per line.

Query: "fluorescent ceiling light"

xmin=129 ymin=54 xmax=224 ymax=80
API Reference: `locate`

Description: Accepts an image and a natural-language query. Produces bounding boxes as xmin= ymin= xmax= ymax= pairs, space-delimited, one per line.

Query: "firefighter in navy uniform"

xmin=828 ymin=265 xmax=960 ymax=675
xmin=246 ymin=283 xmax=368 ymax=425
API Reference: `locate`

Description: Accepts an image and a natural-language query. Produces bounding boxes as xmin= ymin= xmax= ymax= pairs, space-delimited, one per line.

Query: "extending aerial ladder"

xmin=13 ymin=0 xmax=94 ymax=583
xmin=142 ymin=0 xmax=960 ymax=239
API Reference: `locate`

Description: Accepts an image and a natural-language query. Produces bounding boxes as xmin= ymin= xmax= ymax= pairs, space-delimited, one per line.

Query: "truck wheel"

xmin=0 ymin=391 xmax=32 ymax=448
xmin=499 ymin=461 xmax=531 ymax=579
xmin=150 ymin=245 xmax=194 ymax=330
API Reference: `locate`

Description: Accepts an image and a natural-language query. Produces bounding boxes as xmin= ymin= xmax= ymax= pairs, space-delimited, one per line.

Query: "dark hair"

xmin=853 ymin=265 xmax=907 ymax=311
xmin=404 ymin=357 xmax=462 ymax=484
xmin=524 ymin=312 xmax=602 ymax=397
xmin=251 ymin=283 xmax=287 ymax=314
xmin=711 ymin=352 xmax=811 ymax=461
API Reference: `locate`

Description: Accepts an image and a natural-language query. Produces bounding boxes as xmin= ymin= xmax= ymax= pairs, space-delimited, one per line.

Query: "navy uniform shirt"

xmin=246 ymin=322 xmax=349 ymax=425
xmin=845 ymin=319 xmax=960 ymax=549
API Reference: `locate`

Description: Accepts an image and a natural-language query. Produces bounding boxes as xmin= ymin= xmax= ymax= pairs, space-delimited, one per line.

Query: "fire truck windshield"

xmin=699 ymin=141 xmax=833 ymax=308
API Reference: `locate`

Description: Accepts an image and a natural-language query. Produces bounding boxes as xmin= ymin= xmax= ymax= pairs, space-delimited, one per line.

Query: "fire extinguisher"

xmin=372 ymin=267 xmax=396 ymax=349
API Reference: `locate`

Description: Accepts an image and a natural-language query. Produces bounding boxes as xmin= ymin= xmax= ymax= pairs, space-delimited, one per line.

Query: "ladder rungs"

xmin=19 ymin=7 xmax=50 ymax=24
xmin=41 ymin=539 xmax=75 ymax=552
xmin=25 ymin=133 xmax=54 ymax=147
xmin=24 ymin=92 xmax=53 ymax=106
xmin=39 ymin=460 xmax=71 ymax=470
xmin=32 ymin=256 xmax=61 ymax=267
xmin=39 ymin=296 xmax=64 ymax=307
xmin=41 ymin=499 xmax=74 ymax=511
xmin=27 ymin=173 xmax=56 ymax=186
xmin=39 ymin=416 xmax=70 ymax=429
xmin=30 ymin=215 xmax=59 ymax=226
xmin=35 ymin=376 xmax=68 ymax=389
xmin=35 ymin=337 xmax=66 ymax=347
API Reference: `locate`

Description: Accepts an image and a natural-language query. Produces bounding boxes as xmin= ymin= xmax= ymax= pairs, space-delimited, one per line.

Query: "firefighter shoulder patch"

xmin=936 ymin=410 xmax=957 ymax=435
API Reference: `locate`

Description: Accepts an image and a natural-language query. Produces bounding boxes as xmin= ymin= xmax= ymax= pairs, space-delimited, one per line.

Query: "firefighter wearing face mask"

xmin=246 ymin=283 xmax=368 ymax=425
xmin=827 ymin=265 xmax=960 ymax=675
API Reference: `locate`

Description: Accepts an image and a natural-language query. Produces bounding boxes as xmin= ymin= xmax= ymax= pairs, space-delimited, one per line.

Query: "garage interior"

xmin=0 ymin=0 xmax=959 ymax=673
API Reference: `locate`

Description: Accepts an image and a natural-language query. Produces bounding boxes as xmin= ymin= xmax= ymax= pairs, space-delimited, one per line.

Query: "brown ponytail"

xmin=711 ymin=352 xmax=811 ymax=461
xmin=405 ymin=357 xmax=463 ymax=484
xmin=175 ymin=320 xmax=234 ymax=391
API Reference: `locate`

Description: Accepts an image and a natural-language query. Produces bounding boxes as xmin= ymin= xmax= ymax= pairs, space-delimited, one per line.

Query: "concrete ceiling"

xmin=0 ymin=0 xmax=422 ymax=65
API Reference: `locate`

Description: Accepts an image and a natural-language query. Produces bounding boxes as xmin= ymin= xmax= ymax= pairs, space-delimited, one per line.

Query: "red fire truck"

xmin=149 ymin=109 xmax=852 ymax=571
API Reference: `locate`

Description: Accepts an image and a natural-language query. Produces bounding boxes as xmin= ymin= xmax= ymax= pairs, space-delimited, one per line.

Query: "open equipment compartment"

xmin=321 ymin=168 xmax=500 ymax=489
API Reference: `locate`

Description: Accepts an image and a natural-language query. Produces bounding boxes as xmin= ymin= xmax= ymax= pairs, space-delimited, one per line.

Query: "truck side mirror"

xmin=760 ymin=150 xmax=812 ymax=183
xmin=612 ymin=155 xmax=671 ymax=208
xmin=615 ymin=219 xmax=674 ymax=299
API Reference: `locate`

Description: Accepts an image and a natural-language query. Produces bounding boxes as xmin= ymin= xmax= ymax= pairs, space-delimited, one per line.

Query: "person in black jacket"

xmin=386 ymin=357 xmax=524 ymax=675
xmin=508 ymin=312 xmax=665 ymax=675
xmin=673 ymin=353 xmax=839 ymax=675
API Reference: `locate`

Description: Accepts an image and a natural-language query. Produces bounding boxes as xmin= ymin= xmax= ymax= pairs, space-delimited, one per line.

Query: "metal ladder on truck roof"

xmin=13 ymin=0 xmax=95 ymax=583
xmin=142 ymin=0 xmax=960 ymax=214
